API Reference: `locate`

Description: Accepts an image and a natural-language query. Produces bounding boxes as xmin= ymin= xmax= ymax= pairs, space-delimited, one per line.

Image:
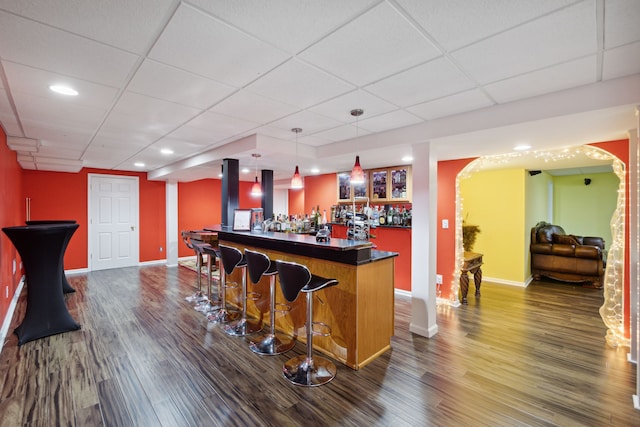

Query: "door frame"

xmin=87 ymin=173 xmax=140 ymax=271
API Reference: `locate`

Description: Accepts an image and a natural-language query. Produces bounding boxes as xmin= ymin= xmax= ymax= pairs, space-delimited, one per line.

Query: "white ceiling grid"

xmin=0 ymin=0 xmax=637 ymax=179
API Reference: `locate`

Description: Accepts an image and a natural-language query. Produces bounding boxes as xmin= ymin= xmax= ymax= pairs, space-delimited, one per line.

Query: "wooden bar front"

xmin=208 ymin=226 xmax=397 ymax=370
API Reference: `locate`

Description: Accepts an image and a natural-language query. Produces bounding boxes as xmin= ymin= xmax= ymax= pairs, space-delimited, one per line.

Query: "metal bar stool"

xmin=182 ymin=233 xmax=207 ymax=304
xmin=275 ymin=260 xmax=339 ymax=386
xmin=219 ymin=245 xmax=262 ymax=336
xmin=245 ymin=249 xmax=295 ymax=355
xmin=193 ymin=243 xmax=222 ymax=314
xmin=207 ymin=244 xmax=241 ymax=324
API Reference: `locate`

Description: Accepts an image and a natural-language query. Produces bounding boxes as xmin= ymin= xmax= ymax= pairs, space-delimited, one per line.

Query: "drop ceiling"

xmin=0 ymin=0 xmax=639 ymax=183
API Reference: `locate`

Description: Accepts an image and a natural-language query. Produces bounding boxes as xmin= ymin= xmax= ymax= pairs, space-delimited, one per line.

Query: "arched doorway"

xmin=448 ymin=145 xmax=627 ymax=347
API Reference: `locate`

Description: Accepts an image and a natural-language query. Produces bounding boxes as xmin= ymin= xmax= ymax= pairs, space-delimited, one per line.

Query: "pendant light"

xmin=350 ymin=108 xmax=365 ymax=185
xmin=250 ymin=153 xmax=262 ymax=197
xmin=290 ymin=127 xmax=303 ymax=189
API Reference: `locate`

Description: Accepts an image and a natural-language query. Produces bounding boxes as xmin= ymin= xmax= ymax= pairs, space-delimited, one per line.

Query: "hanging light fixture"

xmin=350 ymin=108 xmax=365 ymax=185
xmin=250 ymin=153 xmax=262 ymax=197
xmin=291 ymin=127 xmax=303 ymax=189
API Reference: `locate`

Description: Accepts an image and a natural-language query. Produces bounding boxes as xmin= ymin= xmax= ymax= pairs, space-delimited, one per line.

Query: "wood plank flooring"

xmin=0 ymin=264 xmax=638 ymax=426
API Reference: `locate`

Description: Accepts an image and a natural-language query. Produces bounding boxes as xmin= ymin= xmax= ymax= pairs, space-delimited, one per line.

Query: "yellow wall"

xmin=460 ymin=168 xmax=527 ymax=283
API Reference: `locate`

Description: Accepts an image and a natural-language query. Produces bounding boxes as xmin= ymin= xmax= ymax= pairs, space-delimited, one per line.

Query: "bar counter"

xmin=204 ymin=225 xmax=398 ymax=370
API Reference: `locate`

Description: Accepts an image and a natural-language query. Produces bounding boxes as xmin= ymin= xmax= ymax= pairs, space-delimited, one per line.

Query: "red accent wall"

xmin=0 ymin=127 xmax=23 ymax=323
xmin=178 ymin=179 xmax=221 ymax=258
xmin=239 ymin=180 xmax=262 ymax=210
xmin=437 ymin=158 xmax=476 ymax=299
xmin=288 ymin=188 xmax=304 ymax=216
xmin=303 ymin=173 xmax=337 ymax=217
xmin=590 ymin=139 xmax=630 ymax=338
xmin=21 ymin=168 xmax=166 ymax=268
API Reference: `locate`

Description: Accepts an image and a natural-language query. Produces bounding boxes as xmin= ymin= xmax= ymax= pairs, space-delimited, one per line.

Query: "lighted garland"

xmin=446 ymin=146 xmax=627 ymax=348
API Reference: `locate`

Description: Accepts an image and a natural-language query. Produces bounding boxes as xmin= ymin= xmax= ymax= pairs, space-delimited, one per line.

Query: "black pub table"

xmin=26 ymin=219 xmax=77 ymax=293
xmin=2 ymin=223 xmax=81 ymax=345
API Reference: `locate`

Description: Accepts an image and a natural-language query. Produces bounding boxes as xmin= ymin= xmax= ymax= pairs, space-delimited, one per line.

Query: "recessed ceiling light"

xmin=134 ymin=162 xmax=145 ymax=167
xmin=401 ymin=156 xmax=413 ymax=162
xmin=218 ymin=173 xmax=223 ymax=178
xmin=49 ymin=84 xmax=78 ymax=96
xmin=514 ymin=144 xmax=531 ymax=151
xmin=241 ymin=167 xmax=250 ymax=174
xmin=160 ymin=148 xmax=174 ymax=155
xmin=310 ymin=168 xmax=320 ymax=174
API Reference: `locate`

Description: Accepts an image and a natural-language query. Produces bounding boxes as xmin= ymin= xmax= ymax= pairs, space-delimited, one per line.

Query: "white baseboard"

xmin=139 ymin=259 xmax=166 ymax=267
xmin=0 ymin=276 xmax=25 ymax=355
xmin=394 ymin=289 xmax=411 ymax=298
xmin=482 ymin=276 xmax=530 ymax=288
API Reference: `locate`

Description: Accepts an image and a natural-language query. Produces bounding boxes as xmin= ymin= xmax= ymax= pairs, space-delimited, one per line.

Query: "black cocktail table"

xmin=2 ymin=223 xmax=81 ymax=345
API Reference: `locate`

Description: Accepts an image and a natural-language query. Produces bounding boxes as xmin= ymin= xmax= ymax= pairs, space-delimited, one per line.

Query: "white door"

xmin=88 ymin=174 xmax=139 ymax=271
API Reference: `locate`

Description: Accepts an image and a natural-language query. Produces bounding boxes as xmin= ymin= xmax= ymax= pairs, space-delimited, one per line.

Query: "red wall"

xmin=590 ymin=139 xmax=630 ymax=338
xmin=288 ymin=187 xmax=304 ymax=216
xmin=21 ymin=168 xmax=166 ymax=268
xmin=437 ymin=158 xmax=476 ymax=299
xmin=302 ymin=173 xmax=337 ymax=217
xmin=0 ymin=127 xmax=24 ymax=324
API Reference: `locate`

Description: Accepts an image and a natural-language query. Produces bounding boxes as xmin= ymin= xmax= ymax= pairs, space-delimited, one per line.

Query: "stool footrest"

xmin=311 ymin=321 xmax=331 ymax=338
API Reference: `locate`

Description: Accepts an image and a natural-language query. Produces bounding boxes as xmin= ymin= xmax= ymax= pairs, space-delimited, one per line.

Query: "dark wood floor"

xmin=0 ymin=264 xmax=638 ymax=426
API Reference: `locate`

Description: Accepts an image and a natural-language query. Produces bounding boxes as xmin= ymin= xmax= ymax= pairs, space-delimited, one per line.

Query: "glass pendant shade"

xmin=291 ymin=165 xmax=303 ymax=189
xmin=350 ymin=155 xmax=365 ymax=184
xmin=250 ymin=176 xmax=262 ymax=197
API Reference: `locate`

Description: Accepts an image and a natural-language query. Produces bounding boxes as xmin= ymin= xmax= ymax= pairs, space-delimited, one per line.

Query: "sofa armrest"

xmin=575 ymin=245 xmax=602 ymax=259
xmin=582 ymin=236 xmax=605 ymax=250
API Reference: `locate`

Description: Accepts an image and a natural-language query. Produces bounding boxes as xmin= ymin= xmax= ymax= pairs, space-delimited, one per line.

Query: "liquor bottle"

xmin=387 ymin=206 xmax=393 ymax=225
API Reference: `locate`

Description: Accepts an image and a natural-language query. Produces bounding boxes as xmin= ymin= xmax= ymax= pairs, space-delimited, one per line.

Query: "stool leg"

xmin=207 ymin=268 xmax=239 ymax=323
xmin=249 ymin=275 xmax=294 ymax=355
xmin=223 ymin=267 xmax=262 ymax=336
xmin=282 ymin=292 xmax=336 ymax=386
xmin=186 ymin=252 xmax=207 ymax=303
xmin=195 ymin=253 xmax=220 ymax=313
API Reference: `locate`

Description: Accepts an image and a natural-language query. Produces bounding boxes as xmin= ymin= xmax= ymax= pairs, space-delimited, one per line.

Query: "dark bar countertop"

xmin=204 ymin=225 xmax=397 ymax=265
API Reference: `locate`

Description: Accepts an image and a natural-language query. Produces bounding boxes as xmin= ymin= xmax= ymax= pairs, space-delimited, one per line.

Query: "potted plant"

xmin=462 ymin=221 xmax=481 ymax=253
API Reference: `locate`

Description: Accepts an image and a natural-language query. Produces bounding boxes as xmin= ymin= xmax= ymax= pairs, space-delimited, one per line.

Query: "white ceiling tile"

xmin=128 ymin=60 xmax=236 ymax=110
xmin=365 ymin=57 xmax=476 ymax=107
xmin=484 ymin=56 xmax=597 ymax=104
xmin=358 ymin=109 xmax=423 ymax=133
xmin=167 ymin=125 xmax=223 ymax=147
xmin=14 ymin=92 xmax=106 ymax=132
xmin=111 ymin=92 xmax=202 ymax=134
xmin=602 ymin=41 xmax=640 ymax=80
xmin=148 ymin=3 xmax=290 ymax=87
xmin=91 ymin=133 xmax=150 ymax=150
xmin=0 ymin=0 xmax=177 ymax=54
xmin=188 ymin=0 xmax=377 ymax=54
xmin=3 ymin=61 xmax=119 ymax=109
xmin=604 ymin=0 xmax=640 ymax=49
xmin=96 ymin=121 xmax=163 ymax=144
xmin=299 ymin=2 xmax=441 ymax=86
xmin=308 ymin=89 xmax=397 ymax=122
xmin=396 ymin=0 xmax=576 ymax=51
xmin=186 ymin=110 xmax=260 ymax=141
xmin=312 ymin=123 xmax=372 ymax=143
xmin=246 ymin=59 xmax=354 ymax=108
xmin=268 ymin=110 xmax=344 ymax=135
xmin=210 ymin=90 xmax=298 ymax=123
xmin=36 ymin=144 xmax=83 ymax=159
xmin=20 ymin=121 xmax=93 ymax=147
xmin=452 ymin=1 xmax=596 ymax=84
xmin=407 ymin=89 xmax=495 ymax=121
xmin=0 ymin=11 xmax=139 ymax=87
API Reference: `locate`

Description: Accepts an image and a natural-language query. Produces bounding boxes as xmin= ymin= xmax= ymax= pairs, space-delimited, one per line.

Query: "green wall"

xmin=553 ymin=172 xmax=618 ymax=251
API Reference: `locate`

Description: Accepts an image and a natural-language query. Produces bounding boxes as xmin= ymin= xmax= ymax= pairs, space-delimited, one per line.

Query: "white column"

xmin=631 ymin=106 xmax=640 ymax=410
xmin=166 ymin=180 xmax=178 ymax=268
xmin=410 ymin=142 xmax=438 ymax=337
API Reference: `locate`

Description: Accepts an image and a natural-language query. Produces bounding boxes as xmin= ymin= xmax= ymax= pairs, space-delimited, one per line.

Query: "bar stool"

xmin=182 ymin=234 xmax=207 ymax=304
xmin=207 ymin=244 xmax=241 ymax=324
xmin=245 ymin=249 xmax=295 ymax=355
xmin=194 ymin=243 xmax=221 ymax=314
xmin=219 ymin=245 xmax=262 ymax=336
xmin=275 ymin=260 xmax=339 ymax=386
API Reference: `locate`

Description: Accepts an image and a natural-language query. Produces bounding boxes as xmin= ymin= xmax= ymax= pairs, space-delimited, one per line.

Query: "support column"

xmin=222 ymin=158 xmax=239 ymax=227
xmin=165 ymin=180 xmax=178 ymax=267
xmin=631 ymin=106 xmax=639 ymax=410
xmin=410 ymin=142 xmax=438 ymax=338
xmin=261 ymin=169 xmax=274 ymax=220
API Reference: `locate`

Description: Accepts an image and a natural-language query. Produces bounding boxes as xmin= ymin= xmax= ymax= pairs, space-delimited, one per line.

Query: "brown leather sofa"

xmin=530 ymin=222 xmax=605 ymax=287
